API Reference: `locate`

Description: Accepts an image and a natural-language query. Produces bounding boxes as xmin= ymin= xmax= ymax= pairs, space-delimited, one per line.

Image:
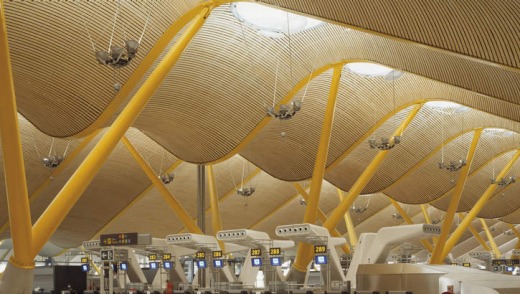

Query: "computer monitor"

xmin=270 ymin=257 xmax=282 ymax=266
xmin=506 ymin=266 xmax=514 ymax=272
xmin=81 ymin=264 xmax=90 ymax=272
xmin=213 ymin=259 xmax=224 ymax=268
xmin=251 ymin=258 xmax=262 ymax=267
xmin=149 ymin=262 xmax=158 ymax=270
xmin=315 ymin=255 xmax=327 ymax=265
xmin=163 ymin=261 xmax=173 ymax=270
xmin=197 ymin=260 xmax=207 ymax=269
xmin=119 ymin=262 xmax=128 ymax=271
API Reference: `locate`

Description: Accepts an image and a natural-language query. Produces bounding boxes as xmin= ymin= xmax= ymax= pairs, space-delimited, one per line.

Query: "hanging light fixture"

xmin=436 ymin=102 xmax=467 ymax=172
xmin=265 ymin=12 xmax=310 ymax=120
xmin=159 ymin=173 xmax=175 ymax=185
xmin=490 ymin=176 xmax=516 ymax=187
xmin=368 ymin=71 xmax=402 ymax=150
xmin=234 ymin=159 xmax=256 ymax=197
xmin=350 ymin=195 xmax=370 ymax=214
xmin=36 ymin=138 xmax=70 ymax=169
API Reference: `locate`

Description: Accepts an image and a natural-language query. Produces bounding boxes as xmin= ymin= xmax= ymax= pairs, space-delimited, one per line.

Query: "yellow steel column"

xmin=389 ymin=198 xmax=434 ymax=252
xmin=480 ymin=218 xmax=501 ymax=258
xmin=421 ymin=205 xmax=432 ymax=224
xmin=294 ymin=183 xmax=351 ymax=254
xmin=338 ymin=189 xmax=358 ymax=248
xmin=122 ymin=137 xmax=202 ymax=234
xmin=323 ymin=103 xmax=423 ymax=232
xmin=31 ymin=6 xmax=213 ymax=255
xmin=292 ymin=64 xmax=342 ymax=272
xmin=207 ymin=165 xmax=225 ymax=250
xmin=460 ymin=213 xmax=491 ymax=251
xmin=0 ymin=1 xmax=34 ymax=268
xmin=430 ymin=128 xmax=482 ymax=263
xmin=441 ymin=149 xmax=520 ymax=259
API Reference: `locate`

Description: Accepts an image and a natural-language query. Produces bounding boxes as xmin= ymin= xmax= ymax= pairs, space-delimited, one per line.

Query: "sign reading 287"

xmin=251 ymin=248 xmax=262 ymax=256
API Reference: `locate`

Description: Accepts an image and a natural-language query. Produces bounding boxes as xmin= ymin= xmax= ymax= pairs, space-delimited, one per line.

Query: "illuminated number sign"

xmin=251 ymin=248 xmax=262 ymax=257
xmin=81 ymin=257 xmax=89 ymax=263
xmin=492 ymin=259 xmax=506 ymax=266
xmin=100 ymin=232 xmax=138 ymax=246
xmin=463 ymin=263 xmax=471 ymax=267
xmin=314 ymin=245 xmax=327 ymax=254
xmin=196 ymin=251 xmax=206 ymax=259
xmin=269 ymin=248 xmax=281 ymax=256
xmin=162 ymin=253 xmax=171 ymax=261
xmin=212 ymin=251 xmax=223 ymax=258
xmin=149 ymin=254 xmax=158 ymax=261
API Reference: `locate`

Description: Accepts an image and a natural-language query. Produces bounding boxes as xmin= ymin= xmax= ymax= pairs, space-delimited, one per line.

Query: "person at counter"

xmin=441 ymin=285 xmax=454 ymax=294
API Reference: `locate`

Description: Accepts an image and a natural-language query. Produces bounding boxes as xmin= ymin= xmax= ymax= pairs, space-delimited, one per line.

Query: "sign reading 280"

xmin=314 ymin=245 xmax=327 ymax=254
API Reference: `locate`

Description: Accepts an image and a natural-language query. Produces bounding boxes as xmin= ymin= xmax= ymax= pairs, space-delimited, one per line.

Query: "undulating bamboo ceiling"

xmin=2 ymin=0 xmax=520 ymax=258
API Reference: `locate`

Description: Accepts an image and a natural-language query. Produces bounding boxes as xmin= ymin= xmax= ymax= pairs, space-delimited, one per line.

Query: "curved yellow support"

xmin=441 ymin=149 xmax=520 ymax=260
xmin=0 ymin=1 xmax=34 ymax=267
xmin=430 ymin=128 xmax=482 ymax=263
xmin=389 ymin=198 xmax=434 ymax=252
xmin=338 ymin=189 xmax=358 ymax=248
xmin=31 ymin=6 xmax=213 ymax=256
xmin=122 ymin=136 xmax=202 ymax=234
xmin=480 ymin=218 xmax=501 ymax=258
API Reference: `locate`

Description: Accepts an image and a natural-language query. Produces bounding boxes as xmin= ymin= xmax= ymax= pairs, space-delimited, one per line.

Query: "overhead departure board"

xmin=100 ymin=233 xmax=138 ymax=246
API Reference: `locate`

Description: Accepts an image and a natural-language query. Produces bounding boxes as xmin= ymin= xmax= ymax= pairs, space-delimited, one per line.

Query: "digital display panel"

xmin=81 ymin=264 xmax=90 ymax=272
xmin=212 ymin=251 xmax=223 ymax=258
xmin=162 ymin=253 xmax=171 ymax=261
xmin=213 ymin=259 xmax=224 ymax=268
xmin=314 ymin=245 xmax=327 ymax=254
xmin=197 ymin=260 xmax=207 ymax=268
xmin=100 ymin=232 xmax=138 ymax=246
xmin=315 ymin=255 xmax=327 ymax=265
xmin=269 ymin=248 xmax=281 ymax=256
xmin=149 ymin=262 xmax=158 ymax=270
xmin=148 ymin=254 xmax=158 ymax=261
xmin=506 ymin=266 xmax=514 ymax=272
xmin=81 ymin=257 xmax=89 ymax=263
xmin=463 ymin=263 xmax=471 ymax=267
xmin=252 ymin=258 xmax=262 ymax=267
xmin=251 ymin=248 xmax=262 ymax=256
xmin=270 ymin=257 xmax=282 ymax=266
xmin=196 ymin=251 xmax=206 ymax=259
xmin=163 ymin=261 xmax=173 ymax=269
xmin=119 ymin=262 xmax=128 ymax=271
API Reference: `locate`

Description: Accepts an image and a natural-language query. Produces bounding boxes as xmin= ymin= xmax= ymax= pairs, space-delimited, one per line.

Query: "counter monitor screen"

xmin=506 ymin=266 xmax=514 ymax=272
xmin=197 ymin=260 xmax=207 ymax=269
xmin=119 ymin=262 xmax=128 ymax=271
xmin=252 ymin=258 xmax=262 ymax=267
xmin=315 ymin=255 xmax=327 ymax=265
xmin=213 ymin=259 xmax=224 ymax=268
xmin=270 ymin=257 xmax=282 ymax=266
xmin=163 ymin=261 xmax=173 ymax=269
xmin=149 ymin=262 xmax=158 ymax=270
xmin=81 ymin=264 xmax=90 ymax=272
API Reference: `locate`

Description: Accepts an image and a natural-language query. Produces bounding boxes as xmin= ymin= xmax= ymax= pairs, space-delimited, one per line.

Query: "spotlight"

xmin=95 ymin=40 xmax=140 ymax=69
xmin=237 ymin=187 xmax=255 ymax=196
xmin=438 ymin=159 xmax=467 ymax=172
xmin=159 ymin=173 xmax=174 ymax=184
xmin=41 ymin=155 xmax=64 ymax=168
xmin=266 ymin=101 xmax=302 ymax=120
xmin=368 ymin=136 xmax=401 ymax=150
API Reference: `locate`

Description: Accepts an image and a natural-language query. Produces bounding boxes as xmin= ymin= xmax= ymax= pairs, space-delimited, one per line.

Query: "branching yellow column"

xmin=207 ymin=165 xmax=225 ymax=251
xmin=389 ymin=198 xmax=434 ymax=252
xmin=323 ymin=103 xmax=423 ymax=233
xmin=430 ymin=128 xmax=482 ymax=263
xmin=441 ymin=149 xmax=520 ymax=259
xmin=31 ymin=6 xmax=213 ymax=256
xmin=122 ymin=137 xmax=202 ymax=234
xmin=480 ymin=218 xmax=501 ymax=258
xmin=459 ymin=213 xmax=490 ymax=251
xmin=0 ymin=1 xmax=34 ymax=268
xmin=294 ymin=183 xmax=351 ymax=254
xmin=338 ymin=189 xmax=358 ymax=248
xmin=508 ymin=224 xmax=520 ymax=250
xmin=292 ymin=64 xmax=342 ymax=273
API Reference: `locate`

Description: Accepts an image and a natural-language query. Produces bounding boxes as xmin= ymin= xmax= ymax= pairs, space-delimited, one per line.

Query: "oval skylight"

xmin=346 ymin=62 xmax=403 ymax=79
xmin=231 ymin=2 xmax=323 ymax=38
xmin=426 ymin=101 xmax=470 ymax=113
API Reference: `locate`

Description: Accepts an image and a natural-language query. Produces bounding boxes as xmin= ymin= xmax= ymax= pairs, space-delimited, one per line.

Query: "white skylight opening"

xmin=425 ymin=101 xmax=470 ymax=114
xmin=346 ymin=62 xmax=404 ymax=79
xmin=483 ymin=128 xmax=515 ymax=137
xmin=231 ymin=2 xmax=324 ymax=38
